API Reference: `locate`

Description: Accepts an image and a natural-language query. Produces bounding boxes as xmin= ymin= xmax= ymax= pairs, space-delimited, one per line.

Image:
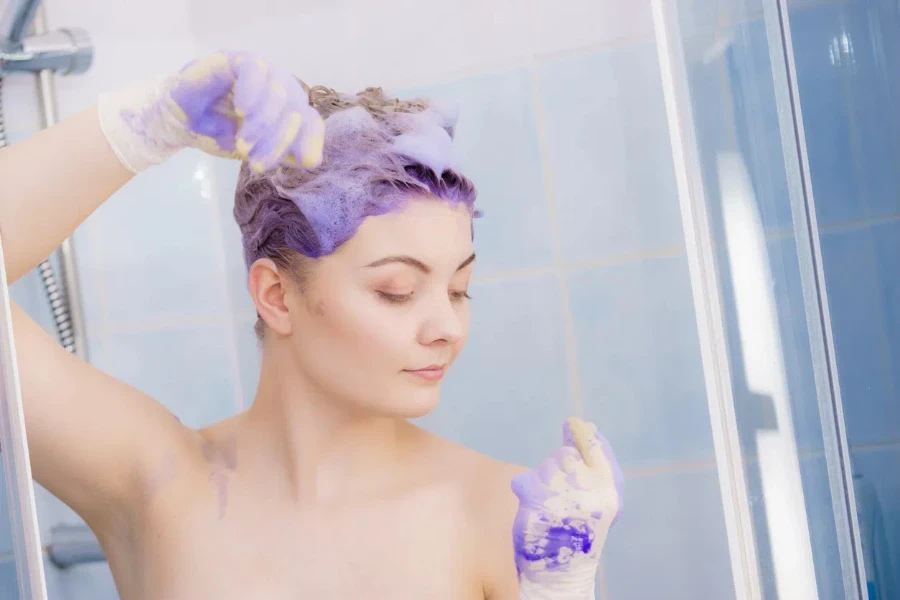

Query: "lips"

xmin=403 ymin=365 xmax=446 ymax=382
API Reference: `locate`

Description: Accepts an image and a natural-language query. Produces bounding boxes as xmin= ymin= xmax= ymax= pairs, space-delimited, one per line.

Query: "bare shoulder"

xmin=416 ymin=431 xmax=525 ymax=599
xmin=466 ymin=452 xmax=526 ymax=599
xmin=414 ymin=429 xmax=526 ymax=502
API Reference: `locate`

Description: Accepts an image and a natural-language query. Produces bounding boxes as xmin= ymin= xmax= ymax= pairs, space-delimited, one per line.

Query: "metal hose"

xmin=0 ymin=75 xmax=77 ymax=353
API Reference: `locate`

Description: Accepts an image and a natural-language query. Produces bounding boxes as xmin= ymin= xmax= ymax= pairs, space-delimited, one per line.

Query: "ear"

xmin=248 ymin=259 xmax=293 ymax=336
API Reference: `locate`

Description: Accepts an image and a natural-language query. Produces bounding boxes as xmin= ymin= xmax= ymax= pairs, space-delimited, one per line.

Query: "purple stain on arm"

xmin=209 ymin=470 xmax=229 ymax=520
xmin=201 ymin=436 xmax=238 ymax=471
xmin=218 ymin=436 xmax=238 ymax=470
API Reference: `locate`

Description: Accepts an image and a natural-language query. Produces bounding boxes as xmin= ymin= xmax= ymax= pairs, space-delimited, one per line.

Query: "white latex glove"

xmin=98 ymin=50 xmax=324 ymax=174
xmin=512 ymin=418 xmax=624 ymax=600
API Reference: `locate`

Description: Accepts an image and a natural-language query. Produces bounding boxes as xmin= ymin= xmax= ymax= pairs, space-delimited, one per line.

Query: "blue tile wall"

xmin=538 ymin=45 xmax=685 ymax=263
xmin=568 ymin=255 xmax=714 ymax=469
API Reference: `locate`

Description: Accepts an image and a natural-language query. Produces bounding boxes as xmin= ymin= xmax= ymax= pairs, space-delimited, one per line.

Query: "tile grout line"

xmin=528 ymin=63 xmax=584 ymax=419
xmin=617 ymin=438 xmax=900 ymax=480
xmin=818 ymin=211 xmax=900 ymax=234
xmin=200 ymin=157 xmax=248 ymax=413
xmin=390 ymin=31 xmax=660 ymax=94
xmin=98 ymin=313 xmax=233 ymax=336
xmin=526 ymin=5 xmax=607 ymax=596
xmin=848 ymin=440 xmax=900 ymax=454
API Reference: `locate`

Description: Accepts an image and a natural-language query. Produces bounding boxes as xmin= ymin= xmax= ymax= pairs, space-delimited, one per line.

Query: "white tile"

xmin=46 ymin=0 xmax=194 ymax=40
xmin=188 ymin=5 xmax=366 ymax=93
xmin=530 ymin=0 xmax=655 ymax=57
xmin=351 ymin=0 xmax=472 ymax=87
xmin=455 ymin=0 xmax=535 ymax=72
xmin=186 ymin=0 xmax=361 ymax=39
xmin=350 ymin=0 xmax=532 ymax=89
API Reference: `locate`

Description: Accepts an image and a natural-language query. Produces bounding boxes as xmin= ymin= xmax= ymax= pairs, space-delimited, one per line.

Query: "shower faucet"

xmin=0 ymin=0 xmax=92 ymax=75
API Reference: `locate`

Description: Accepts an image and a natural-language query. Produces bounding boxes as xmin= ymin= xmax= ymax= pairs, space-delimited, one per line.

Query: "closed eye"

xmin=377 ymin=291 xmax=413 ymax=305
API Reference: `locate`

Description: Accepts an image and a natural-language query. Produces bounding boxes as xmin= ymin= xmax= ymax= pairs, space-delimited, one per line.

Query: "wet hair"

xmin=233 ymin=85 xmax=478 ymax=338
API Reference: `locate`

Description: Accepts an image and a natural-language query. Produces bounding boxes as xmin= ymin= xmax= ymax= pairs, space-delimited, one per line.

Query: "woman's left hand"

xmin=511 ymin=418 xmax=624 ymax=600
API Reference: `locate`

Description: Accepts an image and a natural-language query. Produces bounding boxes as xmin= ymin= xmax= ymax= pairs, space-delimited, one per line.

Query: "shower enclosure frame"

xmin=652 ymin=0 xmax=867 ymax=598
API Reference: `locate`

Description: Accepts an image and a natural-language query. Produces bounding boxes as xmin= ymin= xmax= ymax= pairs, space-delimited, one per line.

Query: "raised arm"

xmin=0 ymin=51 xmax=324 ymax=528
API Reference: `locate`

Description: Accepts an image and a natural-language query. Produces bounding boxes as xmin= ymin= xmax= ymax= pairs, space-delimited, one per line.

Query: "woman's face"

xmin=285 ymin=197 xmax=475 ymax=418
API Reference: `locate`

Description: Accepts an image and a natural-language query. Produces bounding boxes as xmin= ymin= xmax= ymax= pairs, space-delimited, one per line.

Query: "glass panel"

xmin=674 ymin=0 xmax=857 ymax=597
xmin=0 ymin=238 xmax=47 ymax=599
xmin=786 ymin=0 xmax=900 ymax=597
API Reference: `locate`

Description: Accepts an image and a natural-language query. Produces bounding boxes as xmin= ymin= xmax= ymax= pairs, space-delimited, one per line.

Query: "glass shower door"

xmin=655 ymin=0 xmax=866 ymax=597
xmin=0 ymin=237 xmax=49 ymax=600
xmin=783 ymin=0 xmax=900 ymax=597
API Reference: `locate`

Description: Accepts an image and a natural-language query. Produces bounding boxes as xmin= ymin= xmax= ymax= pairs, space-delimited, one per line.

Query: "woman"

xmin=1 ymin=51 xmax=622 ymax=599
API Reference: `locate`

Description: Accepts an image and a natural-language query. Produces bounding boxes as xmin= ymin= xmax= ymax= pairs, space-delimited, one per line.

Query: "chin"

xmin=384 ymin=387 xmax=442 ymax=419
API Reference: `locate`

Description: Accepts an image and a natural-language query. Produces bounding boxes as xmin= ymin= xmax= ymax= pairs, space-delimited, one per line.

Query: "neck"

xmin=243 ymin=343 xmax=416 ymax=505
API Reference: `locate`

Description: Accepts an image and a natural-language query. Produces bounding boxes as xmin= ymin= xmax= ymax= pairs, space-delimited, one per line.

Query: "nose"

xmin=418 ymin=296 xmax=465 ymax=347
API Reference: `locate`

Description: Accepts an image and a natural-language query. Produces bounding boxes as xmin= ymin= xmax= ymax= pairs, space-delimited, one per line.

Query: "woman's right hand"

xmin=98 ymin=51 xmax=325 ymax=174
xmin=511 ymin=418 xmax=624 ymax=600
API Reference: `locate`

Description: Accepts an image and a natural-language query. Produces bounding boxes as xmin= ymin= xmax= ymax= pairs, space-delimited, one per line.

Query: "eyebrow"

xmin=366 ymin=252 xmax=476 ymax=273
